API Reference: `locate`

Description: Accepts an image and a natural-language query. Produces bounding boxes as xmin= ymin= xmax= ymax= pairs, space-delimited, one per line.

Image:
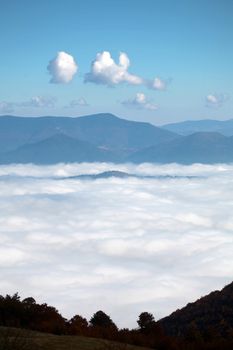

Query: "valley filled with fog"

xmin=0 ymin=162 xmax=233 ymax=327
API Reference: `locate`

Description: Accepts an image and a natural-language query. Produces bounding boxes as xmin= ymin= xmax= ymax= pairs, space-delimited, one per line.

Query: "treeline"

xmin=0 ymin=293 xmax=174 ymax=349
xmin=160 ymin=281 xmax=233 ymax=341
xmin=0 ymin=292 xmax=233 ymax=350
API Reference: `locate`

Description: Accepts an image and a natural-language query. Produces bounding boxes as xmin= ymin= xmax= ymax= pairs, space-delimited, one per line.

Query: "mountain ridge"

xmin=162 ymin=118 xmax=233 ymax=136
xmin=0 ymin=113 xmax=178 ymax=155
xmin=0 ymin=133 xmax=117 ymax=164
xmin=128 ymin=131 xmax=233 ymax=164
xmin=1 ymin=114 xmax=233 ymax=164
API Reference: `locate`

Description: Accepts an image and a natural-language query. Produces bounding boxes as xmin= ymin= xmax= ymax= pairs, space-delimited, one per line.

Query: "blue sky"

xmin=0 ymin=0 xmax=232 ymax=124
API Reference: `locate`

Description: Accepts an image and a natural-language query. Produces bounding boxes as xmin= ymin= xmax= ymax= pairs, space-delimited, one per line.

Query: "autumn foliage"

xmin=0 ymin=283 xmax=233 ymax=350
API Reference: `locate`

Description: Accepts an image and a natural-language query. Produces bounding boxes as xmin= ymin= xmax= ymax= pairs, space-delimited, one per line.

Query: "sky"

xmin=0 ymin=0 xmax=233 ymax=123
xmin=0 ymin=162 xmax=233 ymax=327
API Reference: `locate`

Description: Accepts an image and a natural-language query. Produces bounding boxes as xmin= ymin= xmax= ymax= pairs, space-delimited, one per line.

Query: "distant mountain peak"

xmin=78 ymin=112 xmax=118 ymax=118
xmin=163 ymin=118 xmax=233 ymax=136
xmin=187 ymin=131 xmax=226 ymax=140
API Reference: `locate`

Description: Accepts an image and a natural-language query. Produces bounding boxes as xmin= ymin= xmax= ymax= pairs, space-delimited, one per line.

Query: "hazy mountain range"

xmin=162 ymin=118 xmax=233 ymax=136
xmin=60 ymin=170 xmax=198 ymax=180
xmin=0 ymin=114 xmax=233 ymax=164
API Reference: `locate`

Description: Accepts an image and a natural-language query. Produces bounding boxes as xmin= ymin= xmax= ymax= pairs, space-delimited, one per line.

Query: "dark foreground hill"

xmin=159 ymin=281 xmax=233 ymax=339
xmin=0 ymin=327 xmax=149 ymax=350
xmin=1 ymin=281 xmax=233 ymax=349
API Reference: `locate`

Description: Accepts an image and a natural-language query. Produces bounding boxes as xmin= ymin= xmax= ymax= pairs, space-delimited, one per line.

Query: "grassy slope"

xmin=0 ymin=327 xmax=150 ymax=350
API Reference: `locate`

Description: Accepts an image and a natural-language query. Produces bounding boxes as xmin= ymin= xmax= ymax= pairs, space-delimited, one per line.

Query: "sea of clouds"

xmin=0 ymin=162 xmax=233 ymax=328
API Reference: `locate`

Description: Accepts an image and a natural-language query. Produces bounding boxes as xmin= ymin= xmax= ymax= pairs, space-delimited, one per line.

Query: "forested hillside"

xmin=1 ymin=282 xmax=233 ymax=349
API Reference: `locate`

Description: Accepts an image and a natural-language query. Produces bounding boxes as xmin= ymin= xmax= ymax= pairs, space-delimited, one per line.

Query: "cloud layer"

xmin=0 ymin=162 xmax=232 ymax=328
xmin=47 ymin=51 xmax=78 ymax=84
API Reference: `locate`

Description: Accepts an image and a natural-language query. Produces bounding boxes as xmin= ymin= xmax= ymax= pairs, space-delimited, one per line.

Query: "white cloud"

xmin=206 ymin=93 xmax=229 ymax=108
xmin=85 ymin=51 xmax=143 ymax=86
xmin=47 ymin=51 xmax=78 ymax=84
xmin=122 ymin=92 xmax=158 ymax=110
xmin=0 ymin=101 xmax=15 ymax=113
xmin=0 ymin=247 xmax=27 ymax=266
xmin=84 ymin=51 xmax=170 ymax=92
xmin=0 ymin=96 xmax=56 ymax=112
xmin=0 ymin=163 xmax=232 ymax=328
xmin=21 ymin=96 xmax=56 ymax=108
xmin=149 ymin=77 xmax=168 ymax=90
xmin=65 ymin=97 xmax=89 ymax=108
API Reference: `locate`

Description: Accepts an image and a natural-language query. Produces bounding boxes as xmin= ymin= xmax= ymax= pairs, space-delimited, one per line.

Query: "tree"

xmin=68 ymin=315 xmax=88 ymax=335
xmin=22 ymin=297 xmax=36 ymax=306
xmin=0 ymin=293 xmax=22 ymax=327
xmin=137 ymin=312 xmax=155 ymax=332
xmin=90 ymin=311 xmax=117 ymax=330
xmin=89 ymin=311 xmax=118 ymax=340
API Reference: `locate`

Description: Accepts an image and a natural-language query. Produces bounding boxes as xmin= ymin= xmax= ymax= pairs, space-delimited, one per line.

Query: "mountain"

xmin=162 ymin=118 xmax=233 ymax=136
xmin=159 ymin=281 xmax=233 ymax=339
xmin=66 ymin=170 xmax=132 ymax=180
xmin=62 ymin=170 xmax=198 ymax=180
xmin=2 ymin=114 xmax=233 ymax=165
xmin=0 ymin=134 xmax=116 ymax=164
xmin=67 ymin=113 xmax=178 ymax=152
xmin=0 ymin=114 xmax=178 ymax=157
xmin=128 ymin=132 xmax=233 ymax=164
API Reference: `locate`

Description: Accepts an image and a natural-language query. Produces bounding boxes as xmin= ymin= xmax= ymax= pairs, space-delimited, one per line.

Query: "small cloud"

xmin=205 ymin=94 xmax=229 ymax=108
xmin=85 ymin=51 xmax=143 ymax=86
xmin=146 ymin=77 xmax=171 ymax=90
xmin=47 ymin=51 xmax=78 ymax=84
xmin=65 ymin=97 xmax=89 ymax=108
xmin=0 ymin=96 xmax=56 ymax=113
xmin=0 ymin=101 xmax=15 ymax=114
xmin=122 ymin=92 xmax=158 ymax=111
xmin=21 ymin=96 xmax=56 ymax=108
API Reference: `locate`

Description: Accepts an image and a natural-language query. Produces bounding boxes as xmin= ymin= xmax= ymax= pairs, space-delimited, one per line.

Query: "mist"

xmin=0 ymin=162 xmax=232 ymax=327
